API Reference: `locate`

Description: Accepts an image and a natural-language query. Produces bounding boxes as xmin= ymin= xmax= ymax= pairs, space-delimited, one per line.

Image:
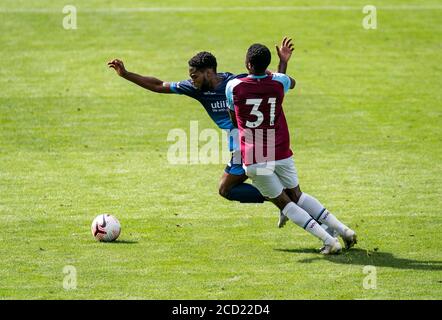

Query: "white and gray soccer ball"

xmin=91 ymin=214 xmax=121 ymax=242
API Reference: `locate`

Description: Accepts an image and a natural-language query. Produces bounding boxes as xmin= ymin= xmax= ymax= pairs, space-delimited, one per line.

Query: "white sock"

xmin=282 ymin=202 xmax=335 ymax=245
xmin=317 ymin=209 xmax=351 ymax=236
xmin=297 ymin=193 xmax=324 ymax=218
xmin=297 ymin=192 xmax=332 ymax=232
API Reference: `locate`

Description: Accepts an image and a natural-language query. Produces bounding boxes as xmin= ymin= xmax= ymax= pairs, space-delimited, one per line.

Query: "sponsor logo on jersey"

xmin=210 ymin=100 xmax=228 ymax=112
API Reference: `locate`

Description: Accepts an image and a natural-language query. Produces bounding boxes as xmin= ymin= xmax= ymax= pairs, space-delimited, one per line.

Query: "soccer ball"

xmin=91 ymin=214 xmax=121 ymax=242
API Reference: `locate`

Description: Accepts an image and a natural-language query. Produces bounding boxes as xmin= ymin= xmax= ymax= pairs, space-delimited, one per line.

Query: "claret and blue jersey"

xmin=225 ymin=73 xmax=293 ymax=166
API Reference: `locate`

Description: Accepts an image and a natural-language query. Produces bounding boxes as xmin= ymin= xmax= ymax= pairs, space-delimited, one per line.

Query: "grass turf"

xmin=0 ymin=0 xmax=441 ymax=299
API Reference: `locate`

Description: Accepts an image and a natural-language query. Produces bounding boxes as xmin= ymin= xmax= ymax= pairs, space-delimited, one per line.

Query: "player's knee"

xmin=294 ymin=186 xmax=303 ymax=203
xmin=285 ymin=187 xmax=302 ymax=203
xmin=289 ymin=191 xmax=302 ymax=203
xmin=218 ymin=185 xmax=231 ymax=199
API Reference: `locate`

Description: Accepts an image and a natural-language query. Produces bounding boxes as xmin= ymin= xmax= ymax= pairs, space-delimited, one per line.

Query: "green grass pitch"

xmin=0 ymin=0 xmax=441 ymax=299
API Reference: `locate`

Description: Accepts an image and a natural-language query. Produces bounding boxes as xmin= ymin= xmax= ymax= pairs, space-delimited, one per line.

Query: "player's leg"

xmin=218 ymin=171 xmax=265 ymax=203
xmin=245 ymin=162 xmax=341 ymax=254
xmin=274 ymin=158 xmax=335 ymax=236
xmin=284 ymin=186 xmax=337 ymax=237
xmin=297 ymin=192 xmax=357 ymax=249
xmin=218 ymin=149 xmax=265 ymax=203
xmin=271 ymin=192 xmax=342 ymax=255
xmin=274 ymin=157 xmax=346 ymax=252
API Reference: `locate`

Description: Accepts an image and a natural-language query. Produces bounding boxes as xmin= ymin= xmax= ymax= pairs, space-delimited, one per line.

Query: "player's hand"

xmin=276 ymin=37 xmax=294 ymax=63
xmin=107 ymin=59 xmax=127 ymax=77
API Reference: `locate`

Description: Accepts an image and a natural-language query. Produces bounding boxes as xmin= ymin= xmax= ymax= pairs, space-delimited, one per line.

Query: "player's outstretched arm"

xmin=276 ymin=36 xmax=294 ymax=74
xmin=107 ymin=59 xmax=173 ymax=94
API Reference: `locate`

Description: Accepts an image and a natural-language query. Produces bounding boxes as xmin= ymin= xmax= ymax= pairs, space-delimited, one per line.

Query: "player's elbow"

xmin=290 ymin=78 xmax=296 ymax=89
xmin=142 ymin=81 xmax=169 ymax=93
xmin=153 ymin=86 xmax=164 ymax=93
xmin=153 ymin=82 xmax=172 ymax=94
xmin=150 ymin=83 xmax=166 ymax=93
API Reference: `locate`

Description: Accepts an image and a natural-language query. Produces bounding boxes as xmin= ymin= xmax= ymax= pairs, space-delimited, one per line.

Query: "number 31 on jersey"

xmin=245 ymin=98 xmax=276 ymax=128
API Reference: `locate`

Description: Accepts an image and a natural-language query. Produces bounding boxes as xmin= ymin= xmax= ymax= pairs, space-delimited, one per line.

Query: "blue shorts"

xmin=224 ymin=151 xmax=245 ymax=176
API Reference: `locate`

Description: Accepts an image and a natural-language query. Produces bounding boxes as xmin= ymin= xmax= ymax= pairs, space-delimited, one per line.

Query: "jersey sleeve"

xmin=169 ymin=79 xmax=197 ymax=96
xmin=271 ymin=73 xmax=292 ymax=94
xmin=225 ymin=78 xmax=242 ymax=111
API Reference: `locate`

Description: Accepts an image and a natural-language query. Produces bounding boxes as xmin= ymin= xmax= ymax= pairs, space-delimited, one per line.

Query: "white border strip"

xmin=0 ymin=5 xmax=441 ymax=13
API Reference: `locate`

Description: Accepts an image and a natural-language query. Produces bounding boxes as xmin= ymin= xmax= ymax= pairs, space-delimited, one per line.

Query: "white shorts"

xmin=244 ymin=157 xmax=299 ymax=199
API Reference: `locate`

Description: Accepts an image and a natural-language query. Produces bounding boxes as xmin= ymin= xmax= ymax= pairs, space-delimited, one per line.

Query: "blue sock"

xmin=226 ymin=183 xmax=265 ymax=203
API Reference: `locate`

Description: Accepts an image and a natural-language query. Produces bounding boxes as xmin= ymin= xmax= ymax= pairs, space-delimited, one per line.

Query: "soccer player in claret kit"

xmin=226 ymin=43 xmax=357 ymax=254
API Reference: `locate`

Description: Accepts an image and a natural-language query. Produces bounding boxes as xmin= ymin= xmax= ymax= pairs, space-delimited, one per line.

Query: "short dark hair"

xmin=188 ymin=51 xmax=217 ymax=72
xmin=246 ymin=44 xmax=271 ymax=74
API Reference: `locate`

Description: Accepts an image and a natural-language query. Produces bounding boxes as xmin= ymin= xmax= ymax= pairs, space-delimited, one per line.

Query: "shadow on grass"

xmin=274 ymin=248 xmax=442 ymax=271
xmin=107 ymin=239 xmax=138 ymax=244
